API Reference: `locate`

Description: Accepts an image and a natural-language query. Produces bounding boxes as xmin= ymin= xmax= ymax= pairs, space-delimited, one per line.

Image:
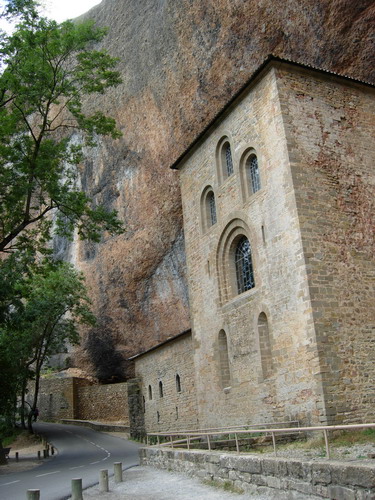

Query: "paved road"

xmin=0 ymin=422 xmax=140 ymax=500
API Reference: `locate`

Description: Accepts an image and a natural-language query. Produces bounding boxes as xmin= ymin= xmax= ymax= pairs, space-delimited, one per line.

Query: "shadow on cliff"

xmin=85 ymin=327 xmax=130 ymax=383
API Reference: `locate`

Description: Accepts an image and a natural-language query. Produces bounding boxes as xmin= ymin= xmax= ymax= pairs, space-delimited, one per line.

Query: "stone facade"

xmin=75 ymin=382 xmax=129 ymax=423
xmin=37 ymin=377 xmax=129 ymax=423
xmin=132 ymin=331 xmax=198 ymax=432
xmin=173 ymin=59 xmax=375 ymax=428
xmin=141 ymin=447 xmax=375 ymax=499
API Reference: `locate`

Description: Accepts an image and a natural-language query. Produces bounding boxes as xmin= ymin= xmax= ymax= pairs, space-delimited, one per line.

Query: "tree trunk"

xmin=0 ymin=440 xmax=7 ymax=465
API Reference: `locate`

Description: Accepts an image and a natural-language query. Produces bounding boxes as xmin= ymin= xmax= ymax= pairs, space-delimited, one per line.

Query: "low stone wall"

xmin=140 ymin=447 xmax=375 ymax=499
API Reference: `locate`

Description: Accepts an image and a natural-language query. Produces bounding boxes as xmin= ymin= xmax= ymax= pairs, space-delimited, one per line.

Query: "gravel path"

xmin=77 ymin=465 xmax=278 ymax=500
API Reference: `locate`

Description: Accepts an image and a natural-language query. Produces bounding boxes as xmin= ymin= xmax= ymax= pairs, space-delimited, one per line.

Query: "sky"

xmin=42 ymin=0 xmax=101 ymax=22
xmin=0 ymin=0 xmax=101 ymax=32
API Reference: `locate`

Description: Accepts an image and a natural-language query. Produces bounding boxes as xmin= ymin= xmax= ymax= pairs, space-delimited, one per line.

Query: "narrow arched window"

xmin=258 ymin=312 xmax=273 ymax=379
xmin=235 ymin=236 xmax=255 ymax=293
xmin=224 ymin=143 xmax=234 ymax=177
xmin=142 ymin=395 xmax=145 ymax=413
xmin=207 ymin=191 xmax=217 ymax=226
xmin=159 ymin=381 xmax=163 ymax=398
xmin=176 ymin=374 xmax=181 ymax=393
xmin=148 ymin=385 xmax=152 ymax=400
xmin=247 ymin=154 xmax=261 ymax=194
xmin=218 ymin=330 xmax=231 ymax=389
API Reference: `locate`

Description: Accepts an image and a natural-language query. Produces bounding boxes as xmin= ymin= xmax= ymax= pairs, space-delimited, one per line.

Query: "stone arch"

xmin=200 ymin=185 xmax=217 ymax=232
xmin=216 ymin=136 xmax=235 ymax=184
xmin=216 ymin=218 xmax=256 ymax=303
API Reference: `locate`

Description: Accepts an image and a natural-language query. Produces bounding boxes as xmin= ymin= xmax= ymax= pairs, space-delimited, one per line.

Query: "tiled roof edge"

xmin=170 ymin=54 xmax=374 ymax=170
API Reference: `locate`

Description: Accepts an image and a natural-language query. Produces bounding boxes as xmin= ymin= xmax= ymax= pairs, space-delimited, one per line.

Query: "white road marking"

xmin=90 ymin=461 xmax=101 ymax=464
xmin=36 ymin=470 xmax=60 ymax=477
xmin=69 ymin=465 xmax=85 ymax=470
xmin=1 ymin=480 xmax=20 ymax=486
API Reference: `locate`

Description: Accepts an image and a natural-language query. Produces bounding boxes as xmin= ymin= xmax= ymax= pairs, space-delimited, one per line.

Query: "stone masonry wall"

xmin=276 ymin=65 xmax=375 ymax=424
xmin=134 ymin=332 xmax=198 ymax=432
xmin=37 ymin=377 xmax=91 ymax=420
xmin=36 ymin=377 xmax=129 ymax=423
xmin=178 ymin=65 xmax=323 ymax=428
xmin=75 ymin=382 xmax=129 ymax=423
xmin=141 ymin=447 xmax=375 ymax=500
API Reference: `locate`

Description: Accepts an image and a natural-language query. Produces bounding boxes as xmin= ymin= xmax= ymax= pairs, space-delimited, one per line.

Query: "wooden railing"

xmin=146 ymin=422 xmax=375 ymax=459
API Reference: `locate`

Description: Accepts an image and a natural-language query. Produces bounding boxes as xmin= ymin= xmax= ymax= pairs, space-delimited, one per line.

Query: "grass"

xmin=203 ymin=478 xmax=244 ymax=495
xmin=245 ymin=428 xmax=375 ymax=457
xmin=2 ymin=428 xmax=23 ymax=447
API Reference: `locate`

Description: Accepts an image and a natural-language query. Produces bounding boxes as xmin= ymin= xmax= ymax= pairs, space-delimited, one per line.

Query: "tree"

xmin=0 ymin=261 xmax=95 ymax=432
xmin=0 ymin=4 xmax=123 ymax=255
xmin=0 ymin=0 xmax=125 ymax=460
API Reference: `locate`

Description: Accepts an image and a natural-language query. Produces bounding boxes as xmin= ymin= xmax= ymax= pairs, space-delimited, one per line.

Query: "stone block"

xmin=328 ymin=485 xmax=356 ymax=500
xmin=311 ymin=463 xmax=331 ymax=485
xmin=331 ymin=465 xmax=375 ymax=488
xmin=287 ymin=460 xmax=305 ymax=479
xmin=266 ymin=475 xmax=281 ymax=489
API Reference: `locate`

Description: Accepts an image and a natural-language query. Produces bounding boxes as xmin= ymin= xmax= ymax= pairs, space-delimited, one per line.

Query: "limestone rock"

xmin=69 ymin=0 xmax=374 ymax=378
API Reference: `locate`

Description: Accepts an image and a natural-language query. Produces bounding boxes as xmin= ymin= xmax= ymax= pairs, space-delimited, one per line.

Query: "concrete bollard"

xmin=16 ymin=452 xmax=19 ymax=462
xmin=114 ymin=462 xmax=123 ymax=483
xmin=26 ymin=490 xmax=40 ymax=500
xmin=99 ymin=469 xmax=109 ymax=492
xmin=71 ymin=478 xmax=83 ymax=500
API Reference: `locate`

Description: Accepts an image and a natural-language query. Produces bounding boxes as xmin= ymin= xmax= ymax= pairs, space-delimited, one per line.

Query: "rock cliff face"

xmin=69 ymin=0 xmax=374 ymax=379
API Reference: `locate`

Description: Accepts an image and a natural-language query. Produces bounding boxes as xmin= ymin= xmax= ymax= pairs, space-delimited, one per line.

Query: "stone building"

xmin=133 ymin=56 xmax=375 ymax=432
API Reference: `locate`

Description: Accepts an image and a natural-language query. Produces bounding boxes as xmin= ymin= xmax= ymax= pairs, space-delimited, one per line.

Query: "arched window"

xmin=176 ymin=374 xmax=181 ymax=393
xmin=207 ymin=191 xmax=217 ymax=226
xmin=218 ymin=330 xmax=231 ymax=389
xmin=201 ymin=186 xmax=217 ymax=232
xmin=258 ymin=312 xmax=273 ymax=379
xmin=247 ymin=154 xmax=261 ymax=194
xmin=235 ymin=236 xmax=255 ymax=293
xmin=157 ymin=411 xmax=160 ymax=423
xmin=217 ymin=137 xmax=235 ymax=183
xmin=159 ymin=381 xmax=163 ymax=398
xmin=224 ymin=143 xmax=234 ymax=177
xmin=148 ymin=385 xmax=152 ymax=400
xmin=142 ymin=395 xmax=145 ymax=413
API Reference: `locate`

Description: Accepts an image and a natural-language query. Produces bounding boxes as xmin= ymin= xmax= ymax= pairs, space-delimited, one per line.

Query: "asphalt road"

xmin=0 ymin=422 xmax=140 ymax=500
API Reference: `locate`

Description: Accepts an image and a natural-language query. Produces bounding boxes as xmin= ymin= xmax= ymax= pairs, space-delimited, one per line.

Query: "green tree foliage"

xmin=0 ymin=260 xmax=95 ymax=433
xmin=0 ymin=5 xmax=123 ymax=254
xmin=0 ymin=0 xmax=125 ymax=457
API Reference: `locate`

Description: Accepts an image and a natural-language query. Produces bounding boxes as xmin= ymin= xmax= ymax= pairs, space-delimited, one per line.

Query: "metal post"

xmin=100 ymin=469 xmax=109 ymax=492
xmin=323 ymin=429 xmax=330 ymax=459
xmin=43 ymin=449 xmax=48 ymax=458
xmin=114 ymin=462 xmax=123 ymax=483
xmin=207 ymin=434 xmax=211 ymax=451
xmin=26 ymin=490 xmax=40 ymax=500
xmin=271 ymin=432 xmax=277 ymax=456
xmin=187 ymin=435 xmax=190 ymax=450
xmin=71 ymin=478 xmax=83 ymax=500
xmin=235 ymin=433 xmax=239 ymax=454
xmin=37 ymin=451 xmax=41 ymax=460
xmin=16 ymin=452 xmax=19 ymax=462
xmin=170 ymin=435 xmax=174 ymax=448
xmin=157 ymin=435 xmax=160 ymax=445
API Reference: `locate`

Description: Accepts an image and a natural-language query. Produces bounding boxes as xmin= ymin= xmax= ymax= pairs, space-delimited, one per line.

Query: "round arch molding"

xmin=216 ymin=218 xmax=254 ymax=304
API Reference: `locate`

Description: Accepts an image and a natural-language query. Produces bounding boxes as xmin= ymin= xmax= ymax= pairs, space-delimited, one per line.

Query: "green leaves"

xmin=0 ymin=12 xmax=124 ymax=254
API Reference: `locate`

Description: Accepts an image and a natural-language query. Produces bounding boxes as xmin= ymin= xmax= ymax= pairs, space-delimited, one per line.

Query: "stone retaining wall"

xmin=76 ymin=382 xmax=129 ymax=423
xmin=140 ymin=447 xmax=375 ymax=499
